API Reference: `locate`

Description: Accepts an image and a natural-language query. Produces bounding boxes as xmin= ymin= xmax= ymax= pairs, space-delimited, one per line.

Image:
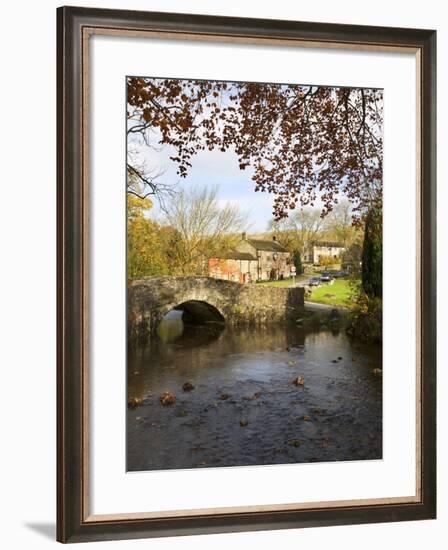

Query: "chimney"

xmin=242 ymin=232 xmax=247 ymax=240
xmin=272 ymin=235 xmax=277 ymax=241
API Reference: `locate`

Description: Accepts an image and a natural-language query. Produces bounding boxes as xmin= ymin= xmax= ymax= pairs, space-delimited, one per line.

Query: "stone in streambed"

xmin=160 ymin=391 xmax=176 ymax=406
xmin=218 ymin=393 xmax=231 ymax=400
xmin=243 ymin=391 xmax=262 ymax=400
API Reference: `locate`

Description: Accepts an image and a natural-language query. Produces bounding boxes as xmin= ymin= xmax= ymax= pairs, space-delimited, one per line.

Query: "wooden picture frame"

xmin=57 ymin=5 xmax=436 ymax=543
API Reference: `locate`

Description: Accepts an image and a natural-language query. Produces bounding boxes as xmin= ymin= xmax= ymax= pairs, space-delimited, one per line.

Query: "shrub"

xmin=292 ymin=250 xmax=304 ymax=275
xmin=347 ymin=292 xmax=382 ymax=344
xmin=319 ymin=255 xmax=340 ymax=267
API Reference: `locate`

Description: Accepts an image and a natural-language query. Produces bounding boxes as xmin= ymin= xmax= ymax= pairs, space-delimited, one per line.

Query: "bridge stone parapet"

xmin=128 ymin=276 xmax=304 ymax=344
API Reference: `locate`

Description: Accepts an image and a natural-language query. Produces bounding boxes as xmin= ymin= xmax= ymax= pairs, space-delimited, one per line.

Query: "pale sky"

xmin=132 ymin=140 xmax=280 ymax=233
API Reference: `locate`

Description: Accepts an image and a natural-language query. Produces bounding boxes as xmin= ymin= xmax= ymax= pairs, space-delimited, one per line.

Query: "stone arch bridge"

xmin=128 ymin=277 xmax=304 ymax=343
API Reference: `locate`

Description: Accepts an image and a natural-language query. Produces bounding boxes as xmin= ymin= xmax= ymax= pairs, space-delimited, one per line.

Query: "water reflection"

xmin=157 ymin=310 xmax=184 ymax=342
xmin=158 ymin=309 xmax=226 ymax=348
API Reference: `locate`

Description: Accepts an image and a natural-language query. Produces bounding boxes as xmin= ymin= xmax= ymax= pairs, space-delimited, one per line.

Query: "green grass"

xmin=256 ymin=276 xmax=358 ymax=309
xmin=307 ymin=278 xmax=357 ymax=307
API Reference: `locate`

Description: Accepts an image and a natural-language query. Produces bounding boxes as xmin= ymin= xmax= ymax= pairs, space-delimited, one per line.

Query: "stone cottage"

xmin=303 ymin=240 xmax=345 ymax=265
xmin=209 ymin=233 xmax=291 ymax=283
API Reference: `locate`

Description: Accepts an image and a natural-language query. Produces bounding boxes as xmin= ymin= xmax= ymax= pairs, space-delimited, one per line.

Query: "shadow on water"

xmin=127 ymin=311 xmax=382 ymax=471
xmin=157 ymin=309 xmax=225 ymax=348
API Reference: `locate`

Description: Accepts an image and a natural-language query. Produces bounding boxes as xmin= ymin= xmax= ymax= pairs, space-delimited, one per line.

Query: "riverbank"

xmin=258 ymin=276 xmax=356 ymax=309
xmin=306 ymin=278 xmax=355 ymax=307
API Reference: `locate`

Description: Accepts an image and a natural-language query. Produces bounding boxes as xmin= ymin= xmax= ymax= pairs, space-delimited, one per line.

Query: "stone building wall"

xmin=209 ymin=258 xmax=258 ymax=282
xmin=304 ymin=244 xmax=345 ymax=264
xmin=257 ymin=250 xmax=291 ymax=280
xmin=312 ymin=244 xmax=344 ymax=263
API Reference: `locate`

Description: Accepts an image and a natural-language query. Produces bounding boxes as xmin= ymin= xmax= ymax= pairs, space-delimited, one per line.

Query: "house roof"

xmin=211 ymin=251 xmax=257 ymax=261
xmin=246 ymin=239 xmax=288 ymax=252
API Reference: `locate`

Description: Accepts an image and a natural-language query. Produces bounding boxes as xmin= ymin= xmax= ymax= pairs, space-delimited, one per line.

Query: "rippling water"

xmin=127 ymin=312 xmax=382 ymax=471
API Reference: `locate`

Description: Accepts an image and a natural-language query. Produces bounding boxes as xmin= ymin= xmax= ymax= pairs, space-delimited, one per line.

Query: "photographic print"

xmin=126 ymin=76 xmax=383 ymax=472
xmin=57 ymin=9 xmax=436 ymax=541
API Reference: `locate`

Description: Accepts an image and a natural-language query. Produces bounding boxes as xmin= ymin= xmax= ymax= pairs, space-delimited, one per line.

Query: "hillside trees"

xmin=127 ymin=194 xmax=170 ymax=278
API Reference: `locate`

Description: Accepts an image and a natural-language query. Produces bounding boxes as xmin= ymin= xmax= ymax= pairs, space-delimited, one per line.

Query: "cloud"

xmin=135 ymin=140 xmax=275 ymax=231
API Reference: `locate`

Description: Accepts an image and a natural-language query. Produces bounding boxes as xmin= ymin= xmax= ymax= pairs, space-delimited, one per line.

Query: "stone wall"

xmin=128 ymin=276 xmax=304 ymax=343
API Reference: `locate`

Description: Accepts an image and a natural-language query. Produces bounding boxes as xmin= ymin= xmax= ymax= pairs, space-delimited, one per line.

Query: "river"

xmin=127 ymin=311 xmax=382 ymax=471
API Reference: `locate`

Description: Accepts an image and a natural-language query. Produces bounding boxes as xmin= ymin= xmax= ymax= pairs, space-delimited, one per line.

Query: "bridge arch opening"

xmin=157 ymin=300 xmax=225 ymax=344
xmin=174 ymin=300 xmax=225 ymax=325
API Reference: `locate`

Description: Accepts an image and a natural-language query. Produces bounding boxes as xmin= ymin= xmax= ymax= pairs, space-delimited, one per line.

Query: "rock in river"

xmin=128 ymin=397 xmax=142 ymax=409
xmin=160 ymin=391 xmax=176 ymax=406
xmin=218 ymin=393 xmax=231 ymax=400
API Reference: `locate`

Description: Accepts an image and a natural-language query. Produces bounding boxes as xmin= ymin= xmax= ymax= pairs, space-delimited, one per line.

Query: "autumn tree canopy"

xmin=127 ymin=77 xmax=383 ymax=221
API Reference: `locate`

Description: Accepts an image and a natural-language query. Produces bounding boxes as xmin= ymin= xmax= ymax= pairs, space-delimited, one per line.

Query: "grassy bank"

xmin=307 ymin=278 xmax=356 ymax=308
